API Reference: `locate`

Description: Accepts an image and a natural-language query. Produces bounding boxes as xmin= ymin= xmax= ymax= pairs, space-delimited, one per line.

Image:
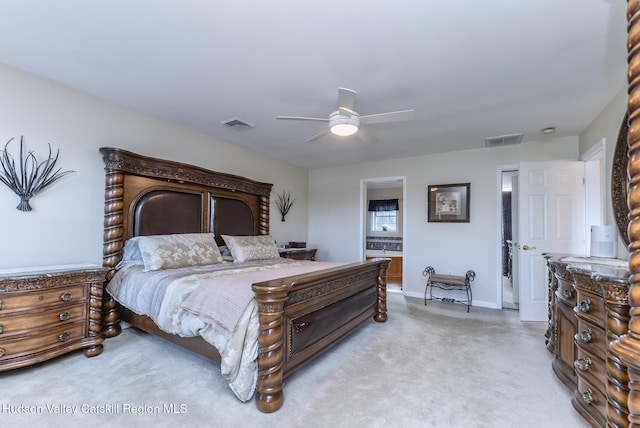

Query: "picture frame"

xmin=427 ymin=183 xmax=470 ymax=222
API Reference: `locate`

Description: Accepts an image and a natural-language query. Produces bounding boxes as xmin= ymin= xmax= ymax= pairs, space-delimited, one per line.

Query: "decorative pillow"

xmin=122 ymin=238 xmax=143 ymax=262
xmin=131 ymin=233 xmax=223 ymax=271
xmin=221 ymin=235 xmax=280 ymax=263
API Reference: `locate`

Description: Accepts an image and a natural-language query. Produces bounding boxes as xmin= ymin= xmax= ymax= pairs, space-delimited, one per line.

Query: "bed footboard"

xmin=251 ymin=258 xmax=389 ymax=413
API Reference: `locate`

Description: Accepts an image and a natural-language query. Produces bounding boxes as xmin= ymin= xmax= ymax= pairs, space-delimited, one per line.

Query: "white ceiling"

xmin=0 ymin=1 xmax=627 ymax=169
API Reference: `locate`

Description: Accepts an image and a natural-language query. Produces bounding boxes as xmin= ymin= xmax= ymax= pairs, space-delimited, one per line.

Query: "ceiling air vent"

xmin=221 ymin=117 xmax=255 ymax=130
xmin=484 ymin=133 xmax=523 ymax=148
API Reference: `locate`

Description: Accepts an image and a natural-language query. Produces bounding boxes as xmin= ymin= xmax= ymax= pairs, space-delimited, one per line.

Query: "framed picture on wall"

xmin=427 ymin=183 xmax=470 ymax=222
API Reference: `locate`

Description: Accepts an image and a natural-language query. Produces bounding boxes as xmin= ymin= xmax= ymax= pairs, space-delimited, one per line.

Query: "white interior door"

xmin=517 ymin=161 xmax=585 ymax=321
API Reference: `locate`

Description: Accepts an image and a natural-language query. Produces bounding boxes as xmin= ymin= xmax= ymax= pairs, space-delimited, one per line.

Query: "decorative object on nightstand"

xmin=273 ymin=189 xmax=297 ymax=221
xmin=0 ymin=136 xmax=75 ymax=212
xmin=0 ymin=265 xmax=107 ymax=371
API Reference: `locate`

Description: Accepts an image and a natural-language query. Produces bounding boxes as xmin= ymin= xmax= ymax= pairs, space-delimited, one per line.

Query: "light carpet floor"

xmin=1 ymin=293 xmax=589 ymax=428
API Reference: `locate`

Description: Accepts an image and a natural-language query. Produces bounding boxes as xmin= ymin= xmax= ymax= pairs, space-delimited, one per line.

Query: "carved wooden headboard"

xmin=100 ymin=147 xmax=273 ymax=274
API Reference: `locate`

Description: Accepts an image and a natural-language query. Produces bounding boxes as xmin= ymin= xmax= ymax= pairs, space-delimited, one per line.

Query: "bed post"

xmin=251 ymin=282 xmax=292 ymax=413
xmin=259 ymin=194 xmax=270 ymax=236
xmin=101 ymin=159 xmax=124 ymax=338
xmin=609 ymin=1 xmax=640 ymax=425
xmin=375 ymin=259 xmax=390 ymax=322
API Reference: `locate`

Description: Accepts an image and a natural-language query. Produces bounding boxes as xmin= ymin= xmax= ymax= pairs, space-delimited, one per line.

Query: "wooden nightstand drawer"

xmin=280 ymin=248 xmax=317 ymax=261
xmin=0 ymin=322 xmax=85 ymax=360
xmin=0 ymin=303 xmax=86 ymax=337
xmin=0 ymin=284 xmax=86 ymax=312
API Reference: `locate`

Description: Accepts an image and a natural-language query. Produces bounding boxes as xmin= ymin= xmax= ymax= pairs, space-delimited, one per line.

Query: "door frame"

xmin=359 ymin=176 xmax=407 ymax=289
xmin=496 ymin=164 xmax=519 ymax=309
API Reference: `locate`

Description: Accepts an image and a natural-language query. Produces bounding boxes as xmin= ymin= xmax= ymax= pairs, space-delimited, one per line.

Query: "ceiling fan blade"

xmin=306 ymin=128 xmax=331 ymax=143
xmin=359 ymin=109 xmax=415 ymax=125
xmin=337 ymin=87 xmax=357 ymax=114
xmin=356 ymin=130 xmax=378 ymax=144
xmin=277 ymin=115 xmax=329 ymax=122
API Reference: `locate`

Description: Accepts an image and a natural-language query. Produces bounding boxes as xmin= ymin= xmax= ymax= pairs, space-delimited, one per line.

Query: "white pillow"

xmin=122 ymin=238 xmax=143 ymax=262
xmin=221 ymin=235 xmax=280 ymax=263
xmin=129 ymin=233 xmax=223 ymax=271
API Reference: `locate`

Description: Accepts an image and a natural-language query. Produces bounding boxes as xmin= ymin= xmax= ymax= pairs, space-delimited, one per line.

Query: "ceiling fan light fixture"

xmin=330 ymin=123 xmax=358 ymax=136
xmin=329 ymin=112 xmax=359 ymax=137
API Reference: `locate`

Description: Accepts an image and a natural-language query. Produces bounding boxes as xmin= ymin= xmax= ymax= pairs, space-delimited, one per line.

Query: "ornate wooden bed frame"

xmin=99 ymin=147 xmax=390 ymax=413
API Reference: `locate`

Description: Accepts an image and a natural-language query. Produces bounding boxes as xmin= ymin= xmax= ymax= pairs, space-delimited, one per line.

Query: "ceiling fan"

xmin=277 ymin=87 xmax=415 ymax=143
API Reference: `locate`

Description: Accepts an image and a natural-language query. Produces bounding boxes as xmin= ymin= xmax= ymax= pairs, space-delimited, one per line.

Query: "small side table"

xmin=279 ymin=248 xmax=317 ymax=261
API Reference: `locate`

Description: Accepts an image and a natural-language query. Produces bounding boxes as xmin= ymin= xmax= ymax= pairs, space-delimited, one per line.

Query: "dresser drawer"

xmin=575 ymin=319 xmax=606 ymax=357
xmin=574 ymin=290 xmax=605 ymax=325
xmin=574 ymin=346 xmax=606 ymax=388
xmin=556 ymin=277 xmax=576 ymax=305
xmin=0 ymin=285 xmax=86 ymax=313
xmin=0 ymin=323 xmax=85 ymax=360
xmin=575 ymin=377 xmax=607 ymax=426
xmin=0 ymin=303 xmax=86 ymax=337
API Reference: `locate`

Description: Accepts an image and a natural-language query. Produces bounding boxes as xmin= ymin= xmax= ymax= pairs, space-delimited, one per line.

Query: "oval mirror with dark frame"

xmin=612 ymin=111 xmax=630 ymax=247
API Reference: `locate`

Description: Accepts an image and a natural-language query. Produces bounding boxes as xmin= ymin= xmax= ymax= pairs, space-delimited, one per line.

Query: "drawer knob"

xmin=59 ymin=330 xmax=71 ymax=342
xmin=0 ymin=298 xmax=3 ymax=309
xmin=578 ymin=299 xmax=591 ymax=313
xmin=0 ymin=348 xmax=4 ymax=358
xmin=561 ymin=288 xmax=573 ymax=299
xmin=575 ymin=357 xmax=592 ymax=371
xmin=581 ymin=388 xmax=594 ymax=404
xmin=59 ymin=310 xmax=71 ymax=321
xmin=60 ymin=291 xmax=73 ymax=302
xmin=578 ymin=328 xmax=593 ymax=343
xmin=0 ymin=324 xmax=3 ymax=334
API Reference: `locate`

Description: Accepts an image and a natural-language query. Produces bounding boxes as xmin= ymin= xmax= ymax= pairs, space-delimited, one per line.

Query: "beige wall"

xmin=308 ymin=137 xmax=579 ymax=307
xmin=0 ymin=64 xmax=309 ymax=269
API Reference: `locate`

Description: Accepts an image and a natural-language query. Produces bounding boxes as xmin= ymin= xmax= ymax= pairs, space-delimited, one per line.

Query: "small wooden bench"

xmin=422 ymin=266 xmax=476 ymax=312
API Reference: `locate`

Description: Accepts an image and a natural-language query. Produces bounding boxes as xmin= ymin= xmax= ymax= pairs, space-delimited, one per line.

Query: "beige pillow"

xmin=221 ymin=235 xmax=280 ymax=263
xmin=132 ymin=233 xmax=223 ymax=271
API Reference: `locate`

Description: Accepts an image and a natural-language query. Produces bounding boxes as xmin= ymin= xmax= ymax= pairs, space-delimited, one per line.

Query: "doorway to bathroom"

xmin=361 ymin=177 xmax=406 ymax=293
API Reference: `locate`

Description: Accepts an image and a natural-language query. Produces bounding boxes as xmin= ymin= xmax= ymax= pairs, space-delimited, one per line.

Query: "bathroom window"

xmin=372 ymin=211 xmax=397 ymax=232
xmin=368 ymin=199 xmax=400 ymax=233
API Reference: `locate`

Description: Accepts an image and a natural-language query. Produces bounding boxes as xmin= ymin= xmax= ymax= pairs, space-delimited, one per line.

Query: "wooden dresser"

xmin=0 ymin=265 xmax=107 ymax=371
xmin=545 ymin=255 xmax=630 ymax=427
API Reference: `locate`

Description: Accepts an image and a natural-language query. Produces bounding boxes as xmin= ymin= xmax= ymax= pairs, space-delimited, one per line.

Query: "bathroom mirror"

xmin=612 ymin=111 xmax=630 ymax=247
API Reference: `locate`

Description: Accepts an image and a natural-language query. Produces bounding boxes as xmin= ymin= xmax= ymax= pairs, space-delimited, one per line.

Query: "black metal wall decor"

xmin=0 ymin=136 xmax=75 ymax=212
xmin=273 ymin=189 xmax=297 ymax=222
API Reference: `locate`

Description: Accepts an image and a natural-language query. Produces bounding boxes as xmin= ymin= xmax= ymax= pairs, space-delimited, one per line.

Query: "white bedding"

xmin=106 ymin=258 xmax=345 ymax=401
